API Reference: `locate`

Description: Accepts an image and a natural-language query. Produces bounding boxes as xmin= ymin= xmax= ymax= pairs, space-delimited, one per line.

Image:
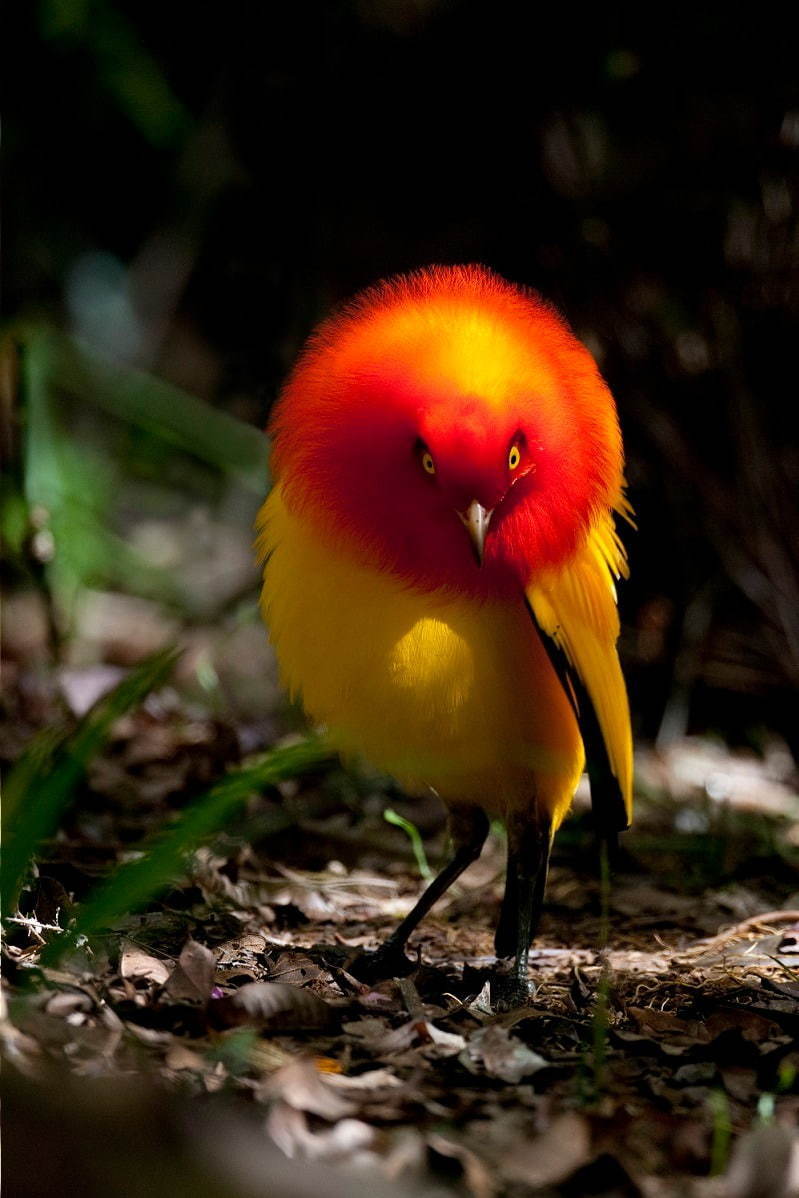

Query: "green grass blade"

xmin=41 ymin=737 xmax=335 ymax=965
xmin=30 ymin=328 xmax=268 ymax=492
xmin=1 ymin=646 xmax=181 ymax=913
xmin=709 ymin=1089 xmax=733 ymax=1175
xmin=383 ymin=807 xmax=433 ymax=879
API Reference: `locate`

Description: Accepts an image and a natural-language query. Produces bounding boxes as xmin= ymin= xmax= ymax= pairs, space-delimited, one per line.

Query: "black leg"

xmin=350 ymin=805 xmax=490 ymax=982
xmin=493 ymin=810 xmax=552 ymax=1006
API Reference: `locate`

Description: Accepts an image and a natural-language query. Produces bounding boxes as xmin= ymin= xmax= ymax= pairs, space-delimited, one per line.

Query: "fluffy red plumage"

xmin=270 ymin=264 xmax=623 ymax=599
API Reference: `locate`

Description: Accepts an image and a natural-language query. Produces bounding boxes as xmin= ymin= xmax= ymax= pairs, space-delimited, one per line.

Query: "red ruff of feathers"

xmin=269 ymin=264 xmax=623 ymax=598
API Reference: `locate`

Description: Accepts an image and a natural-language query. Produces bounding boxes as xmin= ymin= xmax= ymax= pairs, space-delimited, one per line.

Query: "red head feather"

xmin=269 ymin=265 xmax=623 ymax=598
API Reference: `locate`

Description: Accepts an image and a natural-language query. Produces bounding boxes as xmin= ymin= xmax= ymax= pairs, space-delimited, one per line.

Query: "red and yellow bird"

xmin=258 ymin=265 xmax=633 ymax=1003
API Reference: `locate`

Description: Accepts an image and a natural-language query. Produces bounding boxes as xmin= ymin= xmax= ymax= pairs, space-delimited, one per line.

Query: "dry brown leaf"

xmin=627 ymin=1004 xmax=788 ymax=1051
xmin=267 ymin=951 xmax=325 ymax=986
xmin=211 ymin=981 xmax=332 ymax=1031
xmin=500 ymin=1111 xmax=593 ymax=1187
xmin=719 ymin=1066 xmax=759 ymax=1103
xmin=627 ymin=1006 xmax=702 ymax=1038
xmin=262 ymin=1059 xmax=355 ymax=1119
xmin=461 ymin=1025 xmax=548 ymax=1084
xmin=119 ymin=941 xmax=171 ymax=986
xmin=342 ymin=1017 xmax=388 ymax=1040
xmin=215 ymin=934 xmax=268 ymax=969
xmin=380 ymin=1018 xmax=465 ymax=1056
xmin=164 ymin=939 xmax=216 ymax=1003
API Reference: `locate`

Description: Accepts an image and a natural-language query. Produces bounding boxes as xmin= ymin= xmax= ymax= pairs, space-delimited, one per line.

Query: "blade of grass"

xmin=41 ymin=737 xmax=335 ymax=965
xmin=28 ymin=327 xmax=268 ymax=493
xmin=709 ymin=1089 xmax=733 ymax=1175
xmin=383 ymin=807 xmax=433 ymax=880
xmin=1 ymin=646 xmax=181 ymax=913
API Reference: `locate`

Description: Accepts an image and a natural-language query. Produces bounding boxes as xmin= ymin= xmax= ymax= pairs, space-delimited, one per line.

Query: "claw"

xmin=490 ymin=963 xmax=535 ymax=1012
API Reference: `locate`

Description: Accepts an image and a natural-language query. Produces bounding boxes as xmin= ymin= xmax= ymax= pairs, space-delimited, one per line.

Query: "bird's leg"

xmin=493 ymin=810 xmax=552 ymax=1007
xmin=350 ymin=805 xmax=489 ymax=982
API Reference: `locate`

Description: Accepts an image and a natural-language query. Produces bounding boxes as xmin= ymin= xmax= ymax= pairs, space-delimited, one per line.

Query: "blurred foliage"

xmin=3 ymin=325 xmax=267 ymax=637
xmin=38 ymin=0 xmax=190 ymax=148
xmin=40 ymin=735 xmax=334 ymax=964
xmin=6 ymin=0 xmax=799 ymax=751
xmin=1 ymin=622 xmax=333 ymax=950
xmin=2 ymin=646 xmax=181 ymax=911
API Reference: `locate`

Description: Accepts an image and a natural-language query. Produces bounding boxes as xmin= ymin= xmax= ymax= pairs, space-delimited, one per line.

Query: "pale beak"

xmin=457 ymin=500 xmax=493 ymax=565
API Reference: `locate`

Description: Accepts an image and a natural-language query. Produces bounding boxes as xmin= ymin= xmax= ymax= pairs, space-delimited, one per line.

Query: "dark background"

xmin=6 ymin=0 xmax=799 ymax=752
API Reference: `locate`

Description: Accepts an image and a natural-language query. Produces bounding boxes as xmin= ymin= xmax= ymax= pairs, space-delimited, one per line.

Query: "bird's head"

xmin=270 ymin=266 xmax=624 ymax=597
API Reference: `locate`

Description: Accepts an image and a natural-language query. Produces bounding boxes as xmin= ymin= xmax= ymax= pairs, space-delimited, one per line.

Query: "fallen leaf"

xmin=462 ymin=1025 xmax=548 ymax=1083
xmin=673 ymin=1061 xmax=717 ymax=1086
xmin=267 ymin=951 xmax=325 ymax=986
xmin=501 ymin=1112 xmax=592 ymax=1187
xmin=165 ymin=939 xmax=216 ymax=1003
xmin=627 ymin=1006 xmax=701 ymax=1038
xmin=380 ymin=1018 xmax=466 ymax=1056
xmin=45 ymin=990 xmax=94 ymax=1018
xmin=725 ymin=1122 xmax=799 ymax=1198
xmin=59 ymin=665 xmax=126 ymax=715
xmin=467 ymin=981 xmax=494 ymax=1017
xmin=262 ymin=1059 xmax=355 ymax=1119
xmin=325 ymin=1068 xmax=402 ymax=1092
xmin=342 ymin=1018 xmax=388 ymax=1039
xmin=719 ymin=1066 xmax=759 ymax=1103
xmin=120 ymin=941 xmax=171 ymax=987
xmin=703 ymin=1008 xmax=789 ymax=1044
xmin=211 ymin=982 xmax=332 ymax=1031
xmin=267 ymin=1103 xmax=374 ymax=1162
xmin=215 ymin=934 xmax=268 ymax=969
xmin=428 ymin=1134 xmax=497 ymax=1198
xmin=165 ymin=1044 xmax=206 ymax=1071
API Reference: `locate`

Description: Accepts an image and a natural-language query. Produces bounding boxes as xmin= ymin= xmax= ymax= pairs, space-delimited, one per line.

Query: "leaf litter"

xmin=2 ymin=690 xmax=799 ymax=1196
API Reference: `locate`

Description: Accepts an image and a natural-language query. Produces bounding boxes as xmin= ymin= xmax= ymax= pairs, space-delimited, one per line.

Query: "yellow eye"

xmin=422 ymin=451 xmax=436 ymax=475
xmin=508 ymin=445 xmax=521 ymax=470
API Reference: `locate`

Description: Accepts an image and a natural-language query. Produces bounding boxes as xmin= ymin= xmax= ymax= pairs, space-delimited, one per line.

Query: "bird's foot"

xmin=348 ymin=938 xmax=416 ymax=984
xmin=491 ymin=961 xmax=535 ymax=1012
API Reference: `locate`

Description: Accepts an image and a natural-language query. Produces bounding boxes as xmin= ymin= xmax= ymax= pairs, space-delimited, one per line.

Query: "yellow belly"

xmin=258 ymin=486 xmax=583 ymax=823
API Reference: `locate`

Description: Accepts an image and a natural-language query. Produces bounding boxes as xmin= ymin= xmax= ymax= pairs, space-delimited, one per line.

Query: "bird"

xmin=257 ymin=264 xmax=633 ymax=1004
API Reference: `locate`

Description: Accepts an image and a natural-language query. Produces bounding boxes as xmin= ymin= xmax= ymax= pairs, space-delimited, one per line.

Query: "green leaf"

xmin=1 ymin=645 xmax=181 ymax=913
xmin=41 ymin=737 xmax=335 ymax=964
xmin=34 ymin=328 xmax=268 ymax=492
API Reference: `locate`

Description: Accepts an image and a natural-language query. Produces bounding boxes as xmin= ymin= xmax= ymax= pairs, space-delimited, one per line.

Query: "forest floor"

xmin=3 ymin=674 xmax=799 ymax=1198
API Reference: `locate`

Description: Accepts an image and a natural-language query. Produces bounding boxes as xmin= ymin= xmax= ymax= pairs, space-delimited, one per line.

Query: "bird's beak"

xmin=457 ymin=500 xmax=493 ymax=566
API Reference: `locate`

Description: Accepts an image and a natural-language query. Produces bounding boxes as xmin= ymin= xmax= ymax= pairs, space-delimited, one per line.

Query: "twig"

xmin=680 ymin=910 xmax=799 ymax=957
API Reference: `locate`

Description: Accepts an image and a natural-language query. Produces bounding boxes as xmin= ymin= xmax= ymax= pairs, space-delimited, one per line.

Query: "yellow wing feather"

xmin=526 ymin=508 xmax=633 ymax=821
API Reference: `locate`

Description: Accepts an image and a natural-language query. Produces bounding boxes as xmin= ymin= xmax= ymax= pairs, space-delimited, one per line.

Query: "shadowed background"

xmin=4 ymin=0 xmax=799 ymax=754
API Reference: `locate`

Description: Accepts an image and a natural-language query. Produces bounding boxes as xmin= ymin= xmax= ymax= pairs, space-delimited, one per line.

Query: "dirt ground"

xmin=3 ymin=686 xmax=799 ymax=1198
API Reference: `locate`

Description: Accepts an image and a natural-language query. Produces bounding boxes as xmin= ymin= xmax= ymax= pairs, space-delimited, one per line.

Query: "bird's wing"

xmin=525 ymin=508 xmax=633 ymax=833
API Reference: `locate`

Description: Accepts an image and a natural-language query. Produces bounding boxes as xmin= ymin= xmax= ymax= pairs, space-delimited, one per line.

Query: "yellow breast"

xmin=258 ymin=485 xmax=583 ymax=822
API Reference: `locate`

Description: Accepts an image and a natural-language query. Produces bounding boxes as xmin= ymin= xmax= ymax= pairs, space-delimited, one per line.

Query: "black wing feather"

xmin=524 ymin=597 xmax=629 ymax=840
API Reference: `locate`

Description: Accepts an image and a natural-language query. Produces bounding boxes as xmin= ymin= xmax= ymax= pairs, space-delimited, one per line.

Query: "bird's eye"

xmin=421 ymin=451 xmax=436 ymax=475
xmin=508 ymin=445 xmax=521 ymax=470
